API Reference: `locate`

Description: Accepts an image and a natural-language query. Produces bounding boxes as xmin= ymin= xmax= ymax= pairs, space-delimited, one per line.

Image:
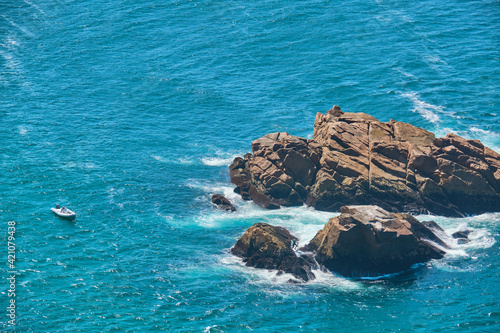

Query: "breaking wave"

xmin=151 ymin=151 xmax=242 ymax=167
xmin=201 ymin=156 xmax=236 ymax=167
xmin=400 ymin=91 xmax=443 ymax=123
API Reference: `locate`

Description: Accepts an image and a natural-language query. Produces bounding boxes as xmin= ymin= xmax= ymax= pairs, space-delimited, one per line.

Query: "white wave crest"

xmin=393 ymin=68 xmax=418 ymax=80
xmin=189 ymin=181 xmax=336 ymax=239
xmin=218 ymin=253 xmax=364 ymax=290
xmin=18 ymin=125 xmax=29 ymax=135
xmin=470 ymin=127 xmax=498 ymax=136
xmin=201 ymin=150 xmax=243 ymax=167
xmin=150 ymin=154 xmax=164 ymax=162
xmin=400 ymin=91 xmax=443 ymax=123
xmin=417 ymin=213 xmax=498 ymax=265
xmin=201 ymin=156 xmax=235 ymax=166
xmin=152 ymin=152 xmax=240 ymax=166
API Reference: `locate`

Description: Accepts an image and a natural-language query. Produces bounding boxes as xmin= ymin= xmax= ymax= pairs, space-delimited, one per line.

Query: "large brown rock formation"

xmin=229 ymin=106 xmax=500 ymax=217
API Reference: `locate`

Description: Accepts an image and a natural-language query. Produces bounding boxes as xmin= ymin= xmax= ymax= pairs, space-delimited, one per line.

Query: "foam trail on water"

xmin=201 ymin=150 xmax=244 ymax=166
xmin=150 ymin=154 xmax=163 ymax=161
xmin=400 ymin=91 xmax=443 ymax=123
xmin=393 ymin=68 xmax=418 ymax=80
xmin=152 ymin=151 xmax=242 ymax=166
xmin=2 ymin=16 xmax=35 ymax=37
xmin=151 ymin=154 xmax=195 ymax=165
xmin=201 ymin=156 xmax=235 ymax=166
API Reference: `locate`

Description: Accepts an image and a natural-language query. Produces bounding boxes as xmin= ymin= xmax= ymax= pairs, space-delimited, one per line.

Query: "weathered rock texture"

xmin=229 ymin=106 xmax=500 ymax=217
xmin=303 ymin=205 xmax=446 ymax=277
xmin=231 ymin=223 xmax=316 ymax=282
xmin=211 ymin=194 xmax=236 ymax=212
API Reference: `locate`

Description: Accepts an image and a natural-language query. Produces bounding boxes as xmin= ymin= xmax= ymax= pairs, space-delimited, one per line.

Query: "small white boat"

xmin=51 ymin=206 xmax=76 ymax=220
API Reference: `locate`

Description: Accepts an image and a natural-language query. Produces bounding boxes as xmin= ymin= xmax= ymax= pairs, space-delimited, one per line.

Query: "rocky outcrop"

xmin=211 ymin=194 xmax=236 ymax=212
xmin=230 ymin=134 xmax=321 ymax=210
xmin=231 ymin=223 xmax=316 ymax=282
xmin=229 ymin=106 xmax=500 ymax=217
xmin=303 ymin=205 xmax=446 ymax=277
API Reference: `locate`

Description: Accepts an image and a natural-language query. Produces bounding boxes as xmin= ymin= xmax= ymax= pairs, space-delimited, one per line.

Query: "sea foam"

xmin=201 ymin=150 xmax=243 ymax=167
xmin=18 ymin=125 xmax=29 ymax=135
xmin=151 ymin=152 xmax=241 ymax=166
xmin=191 ymin=181 xmax=336 ymax=237
xmin=400 ymin=91 xmax=443 ymax=123
xmin=151 ymin=154 xmax=195 ymax=165
xmin=201 ymin=156 xmax=235 ymax=166
xmin=219 ymin=251 xmax=364 ymax=290
xmin=417 ymin=213 xmax=498 ymax=263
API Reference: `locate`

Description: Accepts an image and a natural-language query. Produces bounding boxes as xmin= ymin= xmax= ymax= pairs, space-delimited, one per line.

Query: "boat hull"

xmin=51 ymin=207 xmax=76 ymax=220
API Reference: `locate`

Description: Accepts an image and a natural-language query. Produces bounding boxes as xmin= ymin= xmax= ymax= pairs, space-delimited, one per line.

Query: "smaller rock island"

xmin=231 ymin=223 xmax=316 ymax=282
xmin=231 ymin=205 xmax=448 ymax=280
xmin=303 ymin=205 xmax=446 ymax=278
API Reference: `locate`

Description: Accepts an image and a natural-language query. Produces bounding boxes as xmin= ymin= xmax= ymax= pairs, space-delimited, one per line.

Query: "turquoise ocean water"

xmin=1 ymin=0 xmax=499 ymax=331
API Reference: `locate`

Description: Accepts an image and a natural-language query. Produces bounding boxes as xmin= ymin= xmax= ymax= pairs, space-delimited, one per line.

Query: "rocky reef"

xmin=229 ymin=106 xmax=500 ymax=217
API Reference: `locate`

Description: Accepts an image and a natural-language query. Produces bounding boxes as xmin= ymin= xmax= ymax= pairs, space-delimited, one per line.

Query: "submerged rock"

xmin=303 ymin=205 xmax=446 ymax=278
xmin=231 ymin=223 xmax=316 ymax=282
xmin=452 ymin=229 xmax=471 ymax=244
xmin=452 ymin=230 xmax=471 ymax=239
xmin=229 ymin=106 xmax=500 ymax=217
xmin=211 ymin=194 xmax=236 ymax=212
